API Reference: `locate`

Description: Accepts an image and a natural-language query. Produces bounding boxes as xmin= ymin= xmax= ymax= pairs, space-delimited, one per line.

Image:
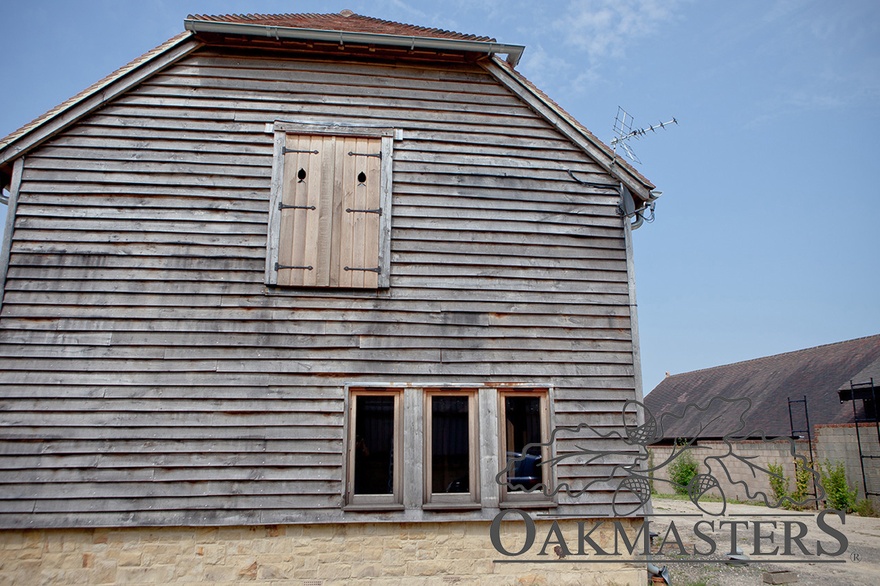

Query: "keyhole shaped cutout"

xmin=357 ymin=171 xmax=367 ymax=186
xmin=297 ymin=168 xmax=307 ymax=183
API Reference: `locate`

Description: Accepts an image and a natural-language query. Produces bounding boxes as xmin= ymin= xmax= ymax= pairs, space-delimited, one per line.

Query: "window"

xmin=266 ymin=123 xmax=394 ymax=288
xmin=424 ymin=390 xmax=480 ymax=508
xmin=499 ymin=390 xmax=552 ymax=506
xmin=344 ymin=385 xmax=553 ymax=513
xmin=345 ymin=389 xmax=402 ymax=509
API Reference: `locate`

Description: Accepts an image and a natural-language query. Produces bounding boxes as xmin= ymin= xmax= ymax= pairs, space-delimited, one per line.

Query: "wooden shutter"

xmin=271 ymin=133 xmax=384 ymax=288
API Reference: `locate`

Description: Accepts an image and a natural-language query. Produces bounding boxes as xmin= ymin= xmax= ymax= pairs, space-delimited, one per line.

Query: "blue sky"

xmin=1 ymin=0 xmax=878 ymax=394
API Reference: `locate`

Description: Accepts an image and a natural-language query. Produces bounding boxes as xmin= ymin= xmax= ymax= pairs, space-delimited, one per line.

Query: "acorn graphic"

xmin=623 ymin=400 xmax=660 ymax=446
xmin=613 ymin=475 xmax=652 ymax=516
xmin=687 ymin=473 xmax=726 ymax=515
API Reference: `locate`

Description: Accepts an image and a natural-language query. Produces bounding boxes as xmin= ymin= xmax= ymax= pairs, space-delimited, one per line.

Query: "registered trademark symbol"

xmin=850 ymin=552 xmax=862 ymax=563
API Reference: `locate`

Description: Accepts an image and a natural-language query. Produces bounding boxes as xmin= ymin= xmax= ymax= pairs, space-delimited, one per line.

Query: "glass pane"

xmin=504 ymin=396 xmax=542 ymax=491
xmin=431 ymin=396 xmax=470 ymax=493
xmin=353 ymin=395 xmax=395 ymax=495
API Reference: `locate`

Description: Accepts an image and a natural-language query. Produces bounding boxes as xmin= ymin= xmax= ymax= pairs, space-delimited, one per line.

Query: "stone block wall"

xmin=814 ymin=423 xmax=880 ymax=507
xmin=649 ymin=427 xmax=880 ymax=510
xmin=0 ymin=519 xmax=644 ymax=585
xmin=648 ymin=439 xmax=812 ymax=504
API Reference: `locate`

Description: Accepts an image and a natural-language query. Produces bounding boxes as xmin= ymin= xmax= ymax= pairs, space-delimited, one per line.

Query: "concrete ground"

xmin=646 ymin=496 xmax=880 ymax=586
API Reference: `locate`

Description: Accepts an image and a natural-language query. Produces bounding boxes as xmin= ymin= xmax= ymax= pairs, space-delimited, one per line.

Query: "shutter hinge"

xmin=275 ymin=263 xmax=313 ymax=271
xmin=344 ymin=266 xmax=381 ymax=274
xmin=279 ymin=203 xmax=316 ymax=210
xmin=348 ymin=151 xmax=381 ymax=159
xmin=345 ymin=207 xmax=382 ymax=216
xmin=282 ymin=147 xmax=319 ymax=155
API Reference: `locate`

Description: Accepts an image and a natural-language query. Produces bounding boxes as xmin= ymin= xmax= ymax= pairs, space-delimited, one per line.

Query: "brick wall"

xmin=0 ymin=519 xmax=644 ymax=585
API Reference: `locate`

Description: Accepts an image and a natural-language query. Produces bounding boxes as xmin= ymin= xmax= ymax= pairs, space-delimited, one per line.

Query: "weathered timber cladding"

xmin=0 ymin=48 xmax=639 ymax=527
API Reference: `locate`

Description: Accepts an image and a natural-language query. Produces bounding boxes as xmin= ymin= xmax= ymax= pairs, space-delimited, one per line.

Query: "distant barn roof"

xmin=186 ymin=10 xmax=495 ymax=42
xmin=645 ymin=335 xmax=880 ymax=440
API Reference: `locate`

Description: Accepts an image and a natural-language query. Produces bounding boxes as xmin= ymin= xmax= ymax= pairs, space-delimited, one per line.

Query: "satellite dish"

xmin=620 ymin=185 xmax=646 ymax=229
xmin=619 ymin=185 xmax=636 ymax=217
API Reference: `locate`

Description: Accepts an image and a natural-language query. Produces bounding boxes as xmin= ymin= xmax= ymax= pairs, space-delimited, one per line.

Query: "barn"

xmin=0 ymin=11 xmax=657 ymax=584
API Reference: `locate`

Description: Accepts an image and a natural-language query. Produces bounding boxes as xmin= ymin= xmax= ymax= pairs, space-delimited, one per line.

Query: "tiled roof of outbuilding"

xmin=645 ymin=334 xmax=880 ymax=440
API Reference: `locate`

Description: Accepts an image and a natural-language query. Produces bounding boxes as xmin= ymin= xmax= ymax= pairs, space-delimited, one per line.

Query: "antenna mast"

xmin=610 ymin=106 xmax=677 ymax=165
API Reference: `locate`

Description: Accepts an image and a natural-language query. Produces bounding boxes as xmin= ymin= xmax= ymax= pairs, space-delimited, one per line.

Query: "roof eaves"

xmin=0 ymin=31 xmax=200 ymax=172
xmin=482 ymin=56 xmax=655 ymax=201
xmin=183 ymin=19 xmax=525 ymax=66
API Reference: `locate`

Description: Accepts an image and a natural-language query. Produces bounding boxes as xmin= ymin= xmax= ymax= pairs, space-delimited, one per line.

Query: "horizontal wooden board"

xmin=0 ymin=438 xmax=342 ymax=456
xmin=0 ymin=425 xmax=341 ymax=441
xmin=0 ymin=397 xmax=342 ymax=413
xmin=0 ymin=495 xmax=342 ymax=515
xmin=0 ymin=290 xmax=632 ymax=313
xmin=0 ymin=478 xmax=342 ymax=500
xmin=0 ymin=465 xmax=341 ymax=484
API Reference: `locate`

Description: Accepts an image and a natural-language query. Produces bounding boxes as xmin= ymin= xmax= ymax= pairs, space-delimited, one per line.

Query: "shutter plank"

xmin=278 ymin=135 xmax=306 ymax=286
xmin=276 ymin=135 xmax=295 ymax=286
xmin=289 ymin=135 xmax=315 ymax=287
xmin=363 ymin=137 xmax=382 ymax=288
xmin=329 ymin=135 xmax=346 ymax=287
xmin=351 ymin=137 xmax=368 ymax=288
xmin=337 ymin=136 xmax=355 ymax=288
xmin=314 ymin=136 xmax=337 ymax=287
xmin=302 ymin=135 xmax=325 ymax=287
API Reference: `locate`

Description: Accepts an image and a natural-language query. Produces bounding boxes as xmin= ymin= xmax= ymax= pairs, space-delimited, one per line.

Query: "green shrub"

xmin=669 ymin=445 xmax=698 ymax=495
xmin=819 ymin=459 xmax=858 ymax=512
xmin=768 ymin=462 xmax=789 ymax=504
xmin=853 ymin=498 xmax=877 ymax=517
xmin=768 ymin=459 xmax=815 ymax=510
xmin=792 ymin=459 xmax=813 ymax=504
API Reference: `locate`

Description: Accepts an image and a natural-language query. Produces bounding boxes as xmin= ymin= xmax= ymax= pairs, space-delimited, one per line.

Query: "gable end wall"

xmin=0 ymin=47 xmax=640 ymax=528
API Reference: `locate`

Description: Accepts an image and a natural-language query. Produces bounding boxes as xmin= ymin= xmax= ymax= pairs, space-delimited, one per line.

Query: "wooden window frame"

xmin=423 ymin=389 xmax=481 ymax=510
xmin=342 ymin=383 xmax=553 ymax=514
xmin=344 ymin=388 xmax=404 ymax=510
xmin=498 ymin=389 xmax=555 ymax=508
xmin=266 ymin=122 xmax=395 ymax=289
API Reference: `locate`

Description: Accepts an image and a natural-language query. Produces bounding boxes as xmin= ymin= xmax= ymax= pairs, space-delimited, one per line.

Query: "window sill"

xmin=343 ymin=503 xmax=405 ymax=512
xmin=422 ymin=502 xmax=482 ymax=512
xmin=499 ymin=500 xmax=557 ymax=509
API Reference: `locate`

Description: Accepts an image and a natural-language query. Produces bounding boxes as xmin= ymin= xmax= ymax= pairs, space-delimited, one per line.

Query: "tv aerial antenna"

xmin=610 ymin=106 xmax=677 ymax=165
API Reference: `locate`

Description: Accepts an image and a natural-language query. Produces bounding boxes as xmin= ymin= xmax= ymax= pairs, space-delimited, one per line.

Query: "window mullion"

xmin=479 ymin=387 xmax=499 ymax=509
